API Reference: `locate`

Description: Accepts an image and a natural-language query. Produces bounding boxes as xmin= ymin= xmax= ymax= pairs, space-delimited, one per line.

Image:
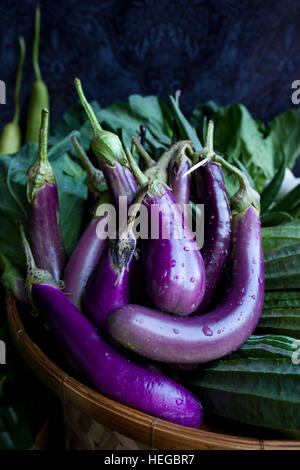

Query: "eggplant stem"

xmin=125 ymin=147 xmax=148 ymax=187
xmin=127 ymin=185 xmax=148 ymax=232
xmin=32 ymin=4 xmax=42 ymax=81
xmin=18 ymin=222 xmax=36 ymax=274
xmin=132 ymin=136 xmax=155 ymax=169
xmin=72 ymin=135 xmax=97 ymax=176
xmin=37 ymin=109 xmax=49 ymax=163
xmin=205 ymin=120 xmax=214 ymax=157
xmin=74 ymin=78 xmax=102 ymax=135
xmin=158 ymin=140 xmax=193 ymax=173
xmin=215 ymin=155 xmax=260 ymax=213
xmin=12 ymin=37 xmax=26 ymax=124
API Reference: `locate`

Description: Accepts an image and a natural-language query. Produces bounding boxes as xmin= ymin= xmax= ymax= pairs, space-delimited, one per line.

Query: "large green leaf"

xmin=190 ymin=103 xmax=300 ymax=194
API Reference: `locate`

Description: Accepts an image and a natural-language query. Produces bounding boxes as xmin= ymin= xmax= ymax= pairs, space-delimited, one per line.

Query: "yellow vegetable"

xmin=25 ymin=4 xmax=49 ymax=143
xmin=0 ymin=37 xmax=26 ymax=155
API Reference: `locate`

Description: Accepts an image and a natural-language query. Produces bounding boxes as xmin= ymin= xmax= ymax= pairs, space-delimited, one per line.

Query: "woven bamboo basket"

xmin=6 ymin=294 xmax=300 ymax=451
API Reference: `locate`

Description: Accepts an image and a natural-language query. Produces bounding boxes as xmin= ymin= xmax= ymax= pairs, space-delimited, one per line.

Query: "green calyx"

xmin=74 ymin=78 xmax=127 ymax=167
xmin=18 ymin=223 xmax=58 ymax=299
xmin=215 ymin=155 xmax=260 ymax=215
xmin=169 ymin=141 xmax=193 ymax=174
xmin=26 ymin=108 xmax=55 ymax=203
xmin=125 ymin=146 xmax=166 ymax=199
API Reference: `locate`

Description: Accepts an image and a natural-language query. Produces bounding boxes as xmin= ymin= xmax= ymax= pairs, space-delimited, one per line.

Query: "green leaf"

xmin=271 ymin=183 xmax=300 ymax=214
xmin=168 ymin=95 xmax=202 ymax=150
xmin=266 ymin=108 xmax=300 ymax=171
xmin=190 ymin=103 xmax=300 ymax=195
xmin=263 ymin=290 xmax=300 ymax=309
xmin=260 ymin=211 xmax=293 ymax=227
xmin=264 ymin=243 xmax=300 ymax=289
xmin=260 ymin=155 xmax=286 ymax=213
xmin=262 ymin=222 xmax=300 ymax=252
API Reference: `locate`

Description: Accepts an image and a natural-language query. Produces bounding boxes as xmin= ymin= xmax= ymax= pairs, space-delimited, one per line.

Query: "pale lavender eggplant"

xmin=108 ymin=204 xmax=264 ymax=364
xmin=26 ymin=109 xmax=66 ymax=284
xmin=126 ymin=149 xmax=206 ymax=316
xmin=63 ymin=192 xmax=111 ymax=309
xmin=194 ymin=160 xmax=232 ymax=313
xmin=141 ymin=187 xmax=206 ymax=315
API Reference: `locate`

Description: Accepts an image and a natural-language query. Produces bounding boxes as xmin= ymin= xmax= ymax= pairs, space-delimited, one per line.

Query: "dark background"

xmin=0 ymin=0 xmax=299 ymax=131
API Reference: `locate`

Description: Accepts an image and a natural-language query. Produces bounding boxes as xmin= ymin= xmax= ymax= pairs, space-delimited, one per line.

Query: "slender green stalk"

xmin=74 ymin=78 xmax=102 ymax=135
xmin=125 ymin=147 xmax=148 ymax=187
xmin=37 ymin=108 xmax=49 ymax=163
xmin=12 ymin=37 xmax=26 ymax=124
xmin=131 ymin=136 xmax=155 ymax=169
xmin=32 ymin=4 xmax=42 ymax=81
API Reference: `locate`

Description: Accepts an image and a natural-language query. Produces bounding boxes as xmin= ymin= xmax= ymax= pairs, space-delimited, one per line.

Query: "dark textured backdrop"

xmin=0 ymin=0 xmax=300 ymax=130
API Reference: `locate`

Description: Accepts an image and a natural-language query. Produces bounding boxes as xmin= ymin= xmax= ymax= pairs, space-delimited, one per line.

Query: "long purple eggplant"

xmin=84 ymin=188 xmax=146 ymax=330
xmin=126 ymin=148 xmax=206 ymax=316
xmin=63 ymin=191 xmax=112 ymax=310
xmin=26 ymin=108 xmax=66 ymax=284
xmin=71 ymin=135 xmax=106 ymax=209
xmin=194 ymin=121 xmax=232 ymax=313
xmin=168 ymin=142 xmax=192 ymax=207
xmin=74 ymin=78 xmax=137 ymax=209
xmin=108 ymin=158 xmax=264 ymax=364
xmin=20 ymin=225 xmax=202 ymax=428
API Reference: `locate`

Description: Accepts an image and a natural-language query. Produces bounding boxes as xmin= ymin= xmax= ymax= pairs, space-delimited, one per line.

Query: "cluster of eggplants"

xmin=21 ymin=78 xmax=265 ymax=429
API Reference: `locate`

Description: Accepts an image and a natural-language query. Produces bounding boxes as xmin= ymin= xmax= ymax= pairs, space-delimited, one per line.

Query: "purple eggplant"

xmin=26 ymin=108 xmax=66 ymax=284
xmin=194 ymin=121 xmax=232 ymax=313
xmin=84 ymin=188 xmax=147 ymax=330
xmin=74 ymin=78 xmax=137 ymax=209
xmin=168 ymin=142 xmax=192 ymax=207
xmin=71 ymin=135 xmax=106 ymax=209
xmin=126 ymin=148 xmax=206 ymax=316
xmin=63 ymin=191 xmax=112 ymax=310
xmin=108 ymin=158 xmax=264 ymax=364
xmin=99 ymin=159 xmax=138 ymax=209
xmin=19 ymin=224 xmax=203 ymax=428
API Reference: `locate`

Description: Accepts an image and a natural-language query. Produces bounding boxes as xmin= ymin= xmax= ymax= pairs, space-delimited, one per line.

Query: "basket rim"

xmin=6 ymin=294 xmax=300 ymax=451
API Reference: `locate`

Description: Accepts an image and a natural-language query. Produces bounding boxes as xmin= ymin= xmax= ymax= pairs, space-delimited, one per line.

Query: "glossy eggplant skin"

xmin=142 ymin=185 xmax=206 ymax=316
xmin=195 ymin=161 xmax=232 ymax=313
xmin=28 ymin=182 xmax=66 ymax=284
xmin=63 ymin=216 xmax=106 ymax=310
xmin=108 ymin=205 xmax=265 ymax=364
xmin=30 ymin=282 xmax=203 ymax=428
xmin=99 ymin=160 xmax=138 ymax=209
xmin=168 ymin=149 xmax=191 ymax=208
xmin=84 ymin=237 xmax=134 ymax=330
